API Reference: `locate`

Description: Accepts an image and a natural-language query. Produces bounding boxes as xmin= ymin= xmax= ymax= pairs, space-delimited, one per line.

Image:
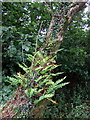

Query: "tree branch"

xmin=46 ymin=2 xmax=86 ymax=48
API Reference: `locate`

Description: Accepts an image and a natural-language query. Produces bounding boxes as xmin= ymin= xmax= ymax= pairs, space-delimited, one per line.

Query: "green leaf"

xmin=38 ymin=79 xmax=50 ymax=86
xmin=34 ymin=88 xmax=44 ymax=94
xmin=50 ymin=72 xmax=64 ymax=76
xmin=18 ymin=64 xmax=29 ymax=72
xmin=36 ymin=51 xmax=44 ymax=59
xmin=26 ymin=54 xmax=34 ymax=62
xmin=47 ymin=77 xmax=67 ymax=94
xmin=55 ymin=48 xmax=64 ymax=53
xmin=47 ymin=87 xmax=54 ymax=94
xmin=34 ymin=93 xmax=54 ymax=104
xmin=31 ymin=21 xmax=37 ymax=25
xmin=25 ymin=88 xmax=37 ymax=98
xmin=45 ymin=81 xmax=54 ymax=86
xmin=35 ymin=66 xmax=43 ymax=71
xmin=6 ymin=76 xmax=19 ymax=86
xmin=29 ymin=27 xmax=34 ymax=31
xmin=41 ymin=65 xmax=52 ymax=73
xmin=54 ymin=76 xmax=66 ymax=86
xmin=35 ymin=76 xmax=44 ymax=82
xmin=49 ymin=56 xmax=56 ymax=62
xmin=54 ymin=82 xmax=69 ymax=90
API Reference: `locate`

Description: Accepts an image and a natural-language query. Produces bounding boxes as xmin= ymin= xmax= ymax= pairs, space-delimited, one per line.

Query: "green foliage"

xmin=2 ymin=2 xmax=52 ymax=76
xmin=2 ymin=25 xmax=34 ymax=76
xmin=57 ymin=16 xmax=90 ymax=80
xmin=7 ymin=50 xmax=69 ymax=105
xmin=2 ymin=2 xmax=90 ymax=83
xmin=2 ymin=2 xmax=90 ymax=119
xmin=43 ymin=84 xmax=90 ymax=119
xmin=0 ymin=83 xmax=15 ymax=109
xmin=67 ymin=103 xmax=90 ymax=119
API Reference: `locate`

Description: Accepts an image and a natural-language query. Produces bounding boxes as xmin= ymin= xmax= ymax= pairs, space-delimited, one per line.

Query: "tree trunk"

xmin=1 ymin=2 xmax=86 ymax=119
xmin=30 ymin=2 xmax=86 ymax=118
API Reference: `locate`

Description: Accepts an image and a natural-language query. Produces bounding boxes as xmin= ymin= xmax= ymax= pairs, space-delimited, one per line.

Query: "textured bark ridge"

xmin=1 ymin=2 xmax=86 ymax=119
xmin=46 ymin=2 xmax=86 ymax=52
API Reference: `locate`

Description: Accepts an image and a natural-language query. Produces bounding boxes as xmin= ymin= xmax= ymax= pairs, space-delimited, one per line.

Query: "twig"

xmin=31 ymin=21 xmax=43 ymax=68
xmin=35 ymin=21 xmax=43 ymax=54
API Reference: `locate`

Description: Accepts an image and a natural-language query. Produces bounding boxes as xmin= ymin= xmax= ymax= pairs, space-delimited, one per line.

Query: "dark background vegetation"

xmin=1 ymin=2 xmax=90 ymax=118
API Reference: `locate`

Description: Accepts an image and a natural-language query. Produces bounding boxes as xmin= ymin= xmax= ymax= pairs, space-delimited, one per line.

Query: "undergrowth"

xmin=1 ymin=82 xmax=90 ymax=118
xmin=43 ymin=83 xmax=90 ymax=119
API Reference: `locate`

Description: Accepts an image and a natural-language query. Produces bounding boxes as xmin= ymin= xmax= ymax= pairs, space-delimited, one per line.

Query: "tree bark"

xmin=30 ymin=2 xmax=87 ymax=118
xmin=46 ymin=2 xmax=86 ymax=52
xmin=1 ymin=2 xmax=87 ymax=119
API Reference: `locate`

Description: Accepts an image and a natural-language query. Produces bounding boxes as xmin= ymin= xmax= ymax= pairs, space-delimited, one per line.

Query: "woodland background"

xmin=1 ymin=2 xmax=90 ymax=119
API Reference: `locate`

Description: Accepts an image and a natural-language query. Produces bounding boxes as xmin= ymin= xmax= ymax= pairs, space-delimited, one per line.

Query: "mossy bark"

xmin=30 ymin=99 xmax=48 ymax=118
